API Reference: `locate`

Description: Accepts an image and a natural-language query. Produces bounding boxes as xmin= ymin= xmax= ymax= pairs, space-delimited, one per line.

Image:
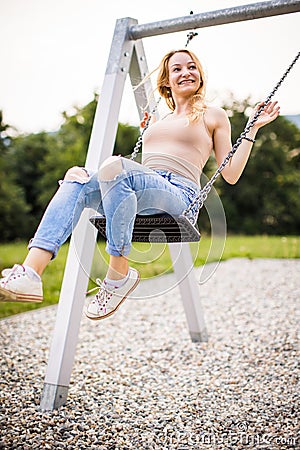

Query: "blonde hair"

xmin=157 ymin=49 xmax=207 ymax=123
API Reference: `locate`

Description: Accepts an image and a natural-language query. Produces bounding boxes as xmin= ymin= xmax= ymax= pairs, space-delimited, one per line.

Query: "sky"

xmin=1 ymin=0 xmax=299 ymax=134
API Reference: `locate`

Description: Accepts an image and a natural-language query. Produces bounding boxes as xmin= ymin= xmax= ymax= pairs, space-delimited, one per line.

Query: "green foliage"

xmin=9 ymin=131 xmax=56 ymax=221
xmin=0 ymin=93 xmax=299 ymax=242
xmin=36 ymin=96 xmax=139 ymax=208
xmin=0 ymin=112 xmax=31 ymax=240
xmin=0 ymin=96 xmax=139 ymax=242
xmin=202 ymin=96 xmax=300 ymax=235
xmin=114 ymin=122 xmax=139 ymax=157
xmin=37 ymin=96 xmax=98 ymax=208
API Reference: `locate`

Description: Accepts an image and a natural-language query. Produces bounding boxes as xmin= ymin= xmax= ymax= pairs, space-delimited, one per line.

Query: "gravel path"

xmin=0 ymin=258 xmax=299 ymax=450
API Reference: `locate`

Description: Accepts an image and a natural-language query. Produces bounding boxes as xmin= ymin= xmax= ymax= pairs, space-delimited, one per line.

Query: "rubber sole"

xmin=0 ymin=286 xmax=43 ymax=303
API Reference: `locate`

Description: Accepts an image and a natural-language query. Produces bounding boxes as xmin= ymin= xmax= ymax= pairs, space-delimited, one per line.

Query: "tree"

xmin=9 ymin=132 xmax=56 ymax=223
xmin=114 ymin=122 xmax=140 ymax=157
xmin=37 ymin=95 xmax=139 ymax=208
xmin=0 ymin=112 xmax=31 ymax=240
xmin=202 ymin=96 xmax=300 ymax=234
xmin=37 ymin=96 xmax=98 ymax=208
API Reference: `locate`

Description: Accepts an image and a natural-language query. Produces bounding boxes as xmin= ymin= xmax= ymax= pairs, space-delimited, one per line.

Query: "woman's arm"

xmin=213 ymin=102 xmax=280 ymax=185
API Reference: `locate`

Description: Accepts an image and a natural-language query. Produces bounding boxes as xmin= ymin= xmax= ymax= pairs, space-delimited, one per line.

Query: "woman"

xmin=0 ymin=49 xmax=280 ymax=319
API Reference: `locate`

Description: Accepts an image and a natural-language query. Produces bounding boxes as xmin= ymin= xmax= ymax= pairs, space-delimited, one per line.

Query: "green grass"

xmin=0 ymin=235 xmax=299 ymax=318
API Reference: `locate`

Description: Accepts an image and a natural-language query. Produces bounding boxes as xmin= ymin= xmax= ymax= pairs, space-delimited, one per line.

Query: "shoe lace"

xmin=1 ymin=268 xmax=13 ymax=277
xmin=87 ymin=278 xmax=113 ymax=314
xmin=1 ymin=265 xmax=25 ymax=287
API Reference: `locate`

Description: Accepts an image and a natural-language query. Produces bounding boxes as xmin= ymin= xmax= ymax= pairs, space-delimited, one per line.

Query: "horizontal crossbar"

xmin=128 ymin=0 xmax=300 ymax=39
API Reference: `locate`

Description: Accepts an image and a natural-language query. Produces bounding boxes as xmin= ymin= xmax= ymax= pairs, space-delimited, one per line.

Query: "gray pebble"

xmin=0 ymin=259 xmax=299 ymax=449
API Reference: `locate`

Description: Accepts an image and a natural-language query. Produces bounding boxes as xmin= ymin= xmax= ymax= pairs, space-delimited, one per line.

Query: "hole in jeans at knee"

xmin=59 ymin=167 xmax=90 ymax=185
xmin=98 ymin=157 xmax=123 ymax=182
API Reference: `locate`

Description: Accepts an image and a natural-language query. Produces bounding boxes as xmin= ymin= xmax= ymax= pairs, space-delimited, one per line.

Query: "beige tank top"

xmin=142 ymin=113 xmax=213 ymax=186
xmin=142 ymin=153 xmax=201 ymax=185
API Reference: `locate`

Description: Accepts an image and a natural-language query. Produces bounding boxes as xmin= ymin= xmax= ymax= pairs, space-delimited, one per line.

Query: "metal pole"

xmin=40 ymin=17 xmax=138 ymax=411
xmin=129 ymin=0 xmax=300 ymax=39
xmin=169 ymin=244 xmax=208 ymax=342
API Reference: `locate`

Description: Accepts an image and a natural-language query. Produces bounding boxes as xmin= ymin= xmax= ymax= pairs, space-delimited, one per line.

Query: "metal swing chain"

xmin=130 ymin=97 xmax=161 ymax=160
xmin=130 ymin=15 xmax=198 ymax=161
xmin=183 ymin=50 xmax=300 ymax=222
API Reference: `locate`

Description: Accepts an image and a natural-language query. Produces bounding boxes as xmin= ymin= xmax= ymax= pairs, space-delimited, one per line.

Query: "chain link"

xmin=185 ymin=31 xmax=198 ymax=48
xmin=130 ymin=98 xmax=161 ymax=160
xmin=183 ymin=50 xmax=300 ymax=221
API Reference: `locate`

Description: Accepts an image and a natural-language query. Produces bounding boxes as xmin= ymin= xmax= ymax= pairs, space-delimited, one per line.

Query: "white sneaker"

xmin=85 ymin=267 xmax=140 ymax=320
xmin=0 ymin=264 xmax=43 ymax=303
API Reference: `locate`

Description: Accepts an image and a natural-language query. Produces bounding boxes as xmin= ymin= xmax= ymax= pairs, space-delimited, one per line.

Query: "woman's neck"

xmin=172 ymin=97 xmax=192 ymax=117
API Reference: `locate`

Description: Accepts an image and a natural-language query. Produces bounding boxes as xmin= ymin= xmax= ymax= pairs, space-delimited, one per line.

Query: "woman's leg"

xmin=98 ymin=156 xmax=197 ymax=262
xmin=106 ymin=256 xmax=129 ymax=280
xmin=85 ymin=155 xmax=200 ymax=321
xmin=0 ymin=167 xmax=102 ymax=302
xmin=98 ymin=157 xmax=131 ymax=281
xmin=27 ymin=167 xmax=102 ymax=265
xmin=23 ymin=248 xmax=52 ymax=277
xmin=25 ymin=167 xmax=102 ymax=275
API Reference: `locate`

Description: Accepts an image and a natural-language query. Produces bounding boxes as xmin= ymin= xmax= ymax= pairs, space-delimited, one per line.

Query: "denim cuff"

xmin=105 ymin=242 xmax=131 ymax=257
xmin=28 ymin=238 xmax=59 ymax=259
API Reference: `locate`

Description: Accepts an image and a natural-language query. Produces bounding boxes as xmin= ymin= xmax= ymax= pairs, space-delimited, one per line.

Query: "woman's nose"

xmin=181 ymin=67 xmax=190 ymax=77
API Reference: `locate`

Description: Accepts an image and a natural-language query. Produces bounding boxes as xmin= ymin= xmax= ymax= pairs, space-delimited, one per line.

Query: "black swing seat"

xmin=90 ymin=214 xmax=201 ymax=243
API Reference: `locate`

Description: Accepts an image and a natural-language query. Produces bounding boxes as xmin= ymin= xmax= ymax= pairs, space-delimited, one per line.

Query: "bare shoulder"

xmin=205 ymin=105 xmax=228 ymax=122
xmin=204 ymin=105 xmax=230 ymax=133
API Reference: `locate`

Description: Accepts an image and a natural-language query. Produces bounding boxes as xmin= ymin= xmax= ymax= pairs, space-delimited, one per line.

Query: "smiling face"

xmin=157 ymin=49 xmax=206 ymax=112
xmin=167 ymin=52 xmax=202 ymax=97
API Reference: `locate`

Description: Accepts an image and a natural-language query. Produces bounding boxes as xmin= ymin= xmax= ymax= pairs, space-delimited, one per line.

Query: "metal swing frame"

xmin=40 ymin=0 xmax=300 ymax=410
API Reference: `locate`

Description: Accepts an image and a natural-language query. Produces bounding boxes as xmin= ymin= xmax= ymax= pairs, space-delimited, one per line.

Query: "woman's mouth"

xmin=178 ymin=80 xmax=195 ymax=85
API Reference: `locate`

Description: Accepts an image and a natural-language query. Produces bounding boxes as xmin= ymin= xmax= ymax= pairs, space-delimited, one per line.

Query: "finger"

xmin=265 ymin=101 xmax=278 ymax=112
xmin=140 ymin=112 xmax=147 ymax=128
xmin=141 ymin=111 xmax=150 ymax=127
xmin=255 ymin=101 xmax=266 ymax=109
xmin=270 ymin=107 xmax=280 ymax=118
xmin=267 ymin=105 xmax=280 ymax=119
xmin=263 ymin=105 xmax=280 ymax=122
xmin=254 ymin=101 xmax=268 ymax=114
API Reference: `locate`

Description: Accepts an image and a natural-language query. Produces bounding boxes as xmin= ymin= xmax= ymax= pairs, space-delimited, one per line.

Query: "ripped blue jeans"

xmin=28 ymin=157 xmax=201 ymax=257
